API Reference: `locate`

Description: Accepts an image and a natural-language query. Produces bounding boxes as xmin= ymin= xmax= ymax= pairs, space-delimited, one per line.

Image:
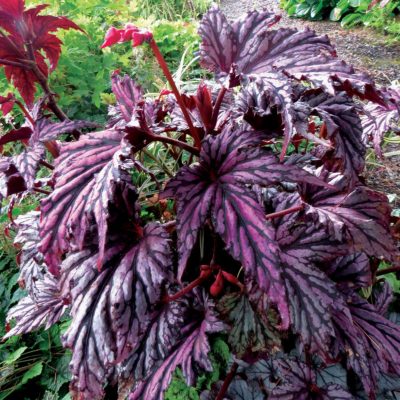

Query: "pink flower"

xmin=101 ymin=24 xmax=153 ymax=48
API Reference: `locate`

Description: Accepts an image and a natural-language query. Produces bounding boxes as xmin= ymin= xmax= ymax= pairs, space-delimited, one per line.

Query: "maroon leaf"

xmin=0 ymin=92 xmax=15 ymax=116
xmin=0 ymin=0 xmax=82 ymax=104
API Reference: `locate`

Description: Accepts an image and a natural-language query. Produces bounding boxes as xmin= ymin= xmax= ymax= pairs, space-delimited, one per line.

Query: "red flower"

xmin=101 ymin=24 xmax=153 ymax=48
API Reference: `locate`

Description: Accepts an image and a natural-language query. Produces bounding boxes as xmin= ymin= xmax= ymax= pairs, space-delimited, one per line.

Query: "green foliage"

xmin=135 ymin=0 xmax=213 ymax=20
xmin=0 ymin=216 xmax=70 ymax=400
xmin=165 ymin=336 xmax=230 ymax=399
xmin=0 ymin=0 xmax=205 ymax=123
xmin=281 ymin=0 xmax=400 ymax=41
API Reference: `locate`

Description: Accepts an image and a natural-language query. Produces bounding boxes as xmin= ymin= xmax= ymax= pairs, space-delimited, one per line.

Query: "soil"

xmin=220 ymin=0 xmax=400 ymax=204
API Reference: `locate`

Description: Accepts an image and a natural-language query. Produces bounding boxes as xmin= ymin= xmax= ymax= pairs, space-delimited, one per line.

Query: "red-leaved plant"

xmin=1 ymin=1 xmax=400 ymax=399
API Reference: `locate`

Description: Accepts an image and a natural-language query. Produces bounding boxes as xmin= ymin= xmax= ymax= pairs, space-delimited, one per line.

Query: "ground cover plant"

xmin=1 ymin=0 xmax=400 ymax=399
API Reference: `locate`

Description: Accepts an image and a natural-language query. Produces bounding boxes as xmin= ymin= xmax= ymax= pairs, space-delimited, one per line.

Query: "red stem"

xmin=0 ymin=58 xmax=30 ymax=69
xmin=25 ymin=42 xmax=67 ymax=122
xmin=265 ymin=204 xmax=304 ymax=220
xmin=33 ymin=187 xmax=51 ymax=195
xmin=376 ymin=266 xmax=400 ymax=276
xmin=149 ymin=39 xmax=201 ymax=149
xmin=215 ymin=362 xmax=239 ymax=400
xmin=163 ymin=267 xmax=212 ymax=303
xmin=210 ymin=87 xmax=227 ymax=130
xmin=14 ymin=100 xmax=35 ymax=125
xmin=39 ymin=159 xmax=54 ymax=170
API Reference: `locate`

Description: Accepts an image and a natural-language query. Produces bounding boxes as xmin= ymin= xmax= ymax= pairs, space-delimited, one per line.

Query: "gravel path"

xmin=220 ymin=0 xmax=399 ymax=85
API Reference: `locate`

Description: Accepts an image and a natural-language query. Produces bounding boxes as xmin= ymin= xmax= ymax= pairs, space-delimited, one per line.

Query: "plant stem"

xmin=210 ymin=86 xmax=227 ymax=130
xmin=0 ymin=58 xmax=30 ymax=69
xmin=39 ymin=159 xmax=55 ymax=170
xmin=26 ymin=42 xmax=68 ymax=121
xmin=163 ymin=267 xmax=212 ymax=303
xmin=33 ymin=187 xmax=51 ymax=195
xmin=149 ymin=39 xmax=201 ymax=148
xmin=14 ymin=100 xmax=35 ymax=125
xmin=265 ymin=204 xmax=304 ymax=220
xmin=150 ymin=133 xmax=199 ymax=156
xmin=215 ymin=362 xmax=239 ymax=400
xmin=376 ymin=266 xmax=400 ymax=276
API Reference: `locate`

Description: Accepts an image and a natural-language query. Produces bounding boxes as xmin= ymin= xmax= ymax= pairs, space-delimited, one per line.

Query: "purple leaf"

xmin=324 ymin=253 xmax=372 ymax=290
xmin=129 ymin=292 xmax=224 ymax=400
xmin=30 ymin=118 xmax=99 ymax=144
xmin=4 ymin=274 xmax=68 ymax=339
xmin=273 ymin=192 xmax=347 ymax=264
xmin=333 ymin=293 xmax=400 ymax=397
xmin=270 ymin=358 xmax=353 ymax=400
xmin=199 ymin=6 xmax=280 ymax=80
xmin=199 ymin=7 xmax=379 ymax=101
xmin=13 ymin=211 xmax=45 ymax=297
xmin=108 ymin=73 xmax=144 ymax=128
xmin=0 ymin=158 xmax=26 ymax=200
xmin=61 ymin=223 xmax=173 ymax=400
xmin=361 ymin=85 xmax=400 ymax=156
xmin=296 ymin=91 xmax=366 ymax=182
xmin=217 ymin=292 xmax=280 ymax=357
xmin=373 ymin=280 xmax=393 ymax=316
xmin=300 ymin=170 xmax=396 ymax=260
xmin=12 ymin=144 xmax=45 ymax=189
xmin=163 ymin=127 xmax=327 ymax=281
xmin=39 ymin=129 xmax=131 ymax=274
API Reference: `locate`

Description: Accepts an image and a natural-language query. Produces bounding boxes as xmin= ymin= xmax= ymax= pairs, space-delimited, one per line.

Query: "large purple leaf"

xmin=333 ymin=293 xmax=400 ymax=398
xmin=270 ymin=358 xmax=353 ymax=400
xmin=118 ymin=299 xmax=190 ymax=397
xmin=129 ymin=292 xmax=224 ymax=400
xmin=13 ymin=211 xmax=45 ymax=297
xmin=281 ymin=258 xmax=346 ymax=356
xmin=273 ymin=192 xmax=347 ymax=264
xmin=217 ymin=292 xmax=280 ymax=357
xmin=3 ymin=211 xmax=68 ymax=339
xmin=198 ymin=7 xmax=280 ymax=78
xmin=61 ymin=223 xmax=173 ymax=400
xmin=324 ymin=253 xmax=372 ymax=290
xmin=39 ymin=129 xmax=133 ymax=274
xmin=30 ymin=118 xmax=99 ymax=144
xmin=4 ymin=274 xmax=68 ymax=339
xmin=300 ymin=170 xmax=396 ymax=260
xmin=0 ymin=158 xmax=26 ymax=201
xmin=163 ymin=128 xmax=327 ymax=277
xmin=199 ymin=6 xmax=379 ymax=101
xmin=361 ymin=85 xmax=399 ymax=156
xmin=108 ymin=73 xmax=144 ymax=128
xmin=295 ymin=91 xmax=366 ymax=182
xmin=163 ymin=128 xmax=328 ymax=328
